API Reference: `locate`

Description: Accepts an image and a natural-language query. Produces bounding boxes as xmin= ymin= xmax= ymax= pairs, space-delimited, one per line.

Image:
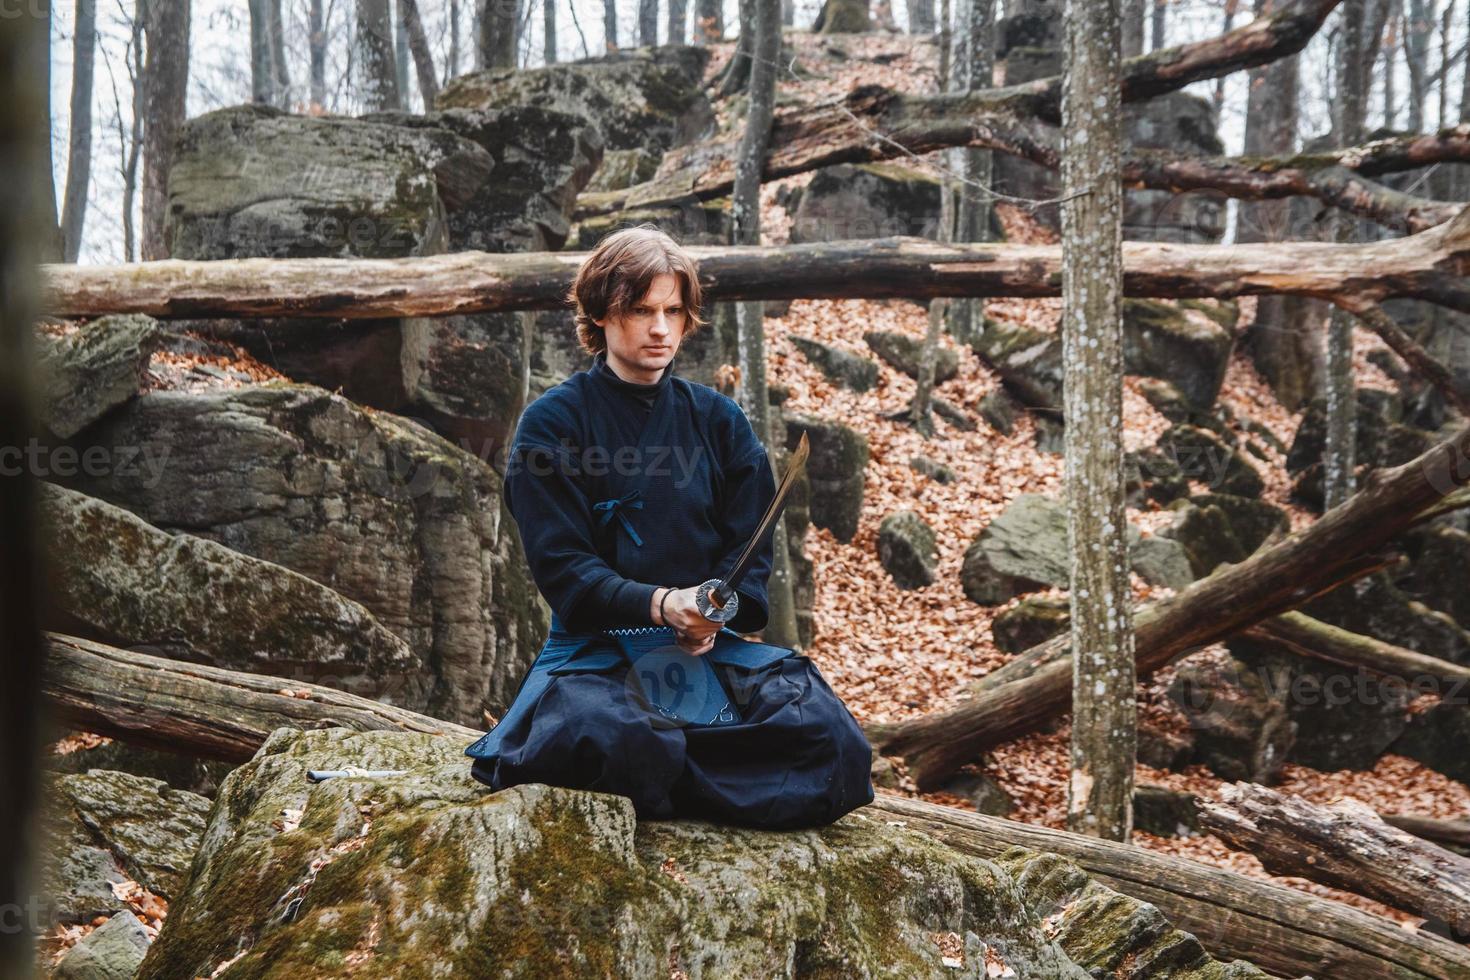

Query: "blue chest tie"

xmin=593 ymin=488 xmax=645 ymax=547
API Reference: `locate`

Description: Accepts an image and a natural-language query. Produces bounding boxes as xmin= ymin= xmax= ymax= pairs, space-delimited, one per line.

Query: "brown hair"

xmin=566 ymin=223 xmax=707 ymax=357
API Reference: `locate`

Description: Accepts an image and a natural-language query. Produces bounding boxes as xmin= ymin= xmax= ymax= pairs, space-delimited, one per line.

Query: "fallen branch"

xmin=1334 ymin=298 xmax=1470 ymax=417
xmin=42 ymin=632 xmax=478 ymax=762
xmin=867 ymin=417 xmax=1470 ymax=789
xmin=1242 ymin=611 xmax=1470 ymax=691
xmin=1198 ymin=783 xmax=1470 ymax=935
xmin=869 ymin=793 xmax=1470 ymax=980
xmin=40 ymin=203 xmax=1470 ymax=320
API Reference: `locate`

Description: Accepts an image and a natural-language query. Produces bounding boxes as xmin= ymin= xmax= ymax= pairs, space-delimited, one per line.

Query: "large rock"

xmin=877 ymin=510 xmax=937 ymax=589
xmin=991 ymin=595 xmax=1070 ymax=654
xmin=138 ymin=727 xmax=1265 ymax=979
xmin=47 ymin=739 xmax=234 ymax=800
xmin=787 ymin=161 xmax=941 ymax=243
xmin=53 ymin=910 xmax=151 ymax=980
xmin=1396 ymin=523 xmax=1470 ymax=630
xmin=970 ymin=318 xmax=1063 ymax=411
xmin=863 ymin=329 xmax=960 ymax=384
xmin=35 ymin=315 xmax=160 ymax=439
xmin=790 ymin=334 xmax=879 ymax=392
xmin=1304 ymin=572 xmax=1470 ymax=666
xmin=1168 ymin=655 xmax=1295 ymax=784
xmin=785 ymin=411 xmax=867 ymax=544
xmin=39 ymin=483 xmax=415 ymax=700
xmin=961 ymin=495 xmax=1176 ymax=604
xmin=1155 ymin=424 xmax=1265 ymax=499
xmin=60 ymin=381 xmax=542 ymax=726
xmin=44 ymin=770 xmax=210 ymax=923
xmin=437 ymin=45 xmax=714 ymax=194
xmin=1122 ymin=299 xmax=1235 ymax=410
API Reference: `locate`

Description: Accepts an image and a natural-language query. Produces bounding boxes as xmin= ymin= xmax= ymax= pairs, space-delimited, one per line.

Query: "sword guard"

xmin=694 ymin=578 xmax=739 ymax=623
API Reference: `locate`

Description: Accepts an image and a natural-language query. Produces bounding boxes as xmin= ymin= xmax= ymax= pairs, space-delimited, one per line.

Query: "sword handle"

xmin=694 ymin=578 xmax=739 ymax=623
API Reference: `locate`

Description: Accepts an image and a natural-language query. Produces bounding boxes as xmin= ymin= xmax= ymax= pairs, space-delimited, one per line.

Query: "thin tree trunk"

xmin=1150 ymin=0 xmax=1166 ymax=49
xmin=270 ymin=0 xmax=290 ymax=106
xmin=948 ymin=0 xmax=994 ymax=348
xmin=1383 ymin=0 xmax=1400 ymax=126
xmin=121 ymin=0 xmax=145 ymax=262
xmin=545 ymin=0 xmax=558 ymax=62
xmin=356 ymin=0 xmax=401 ymax=109
xmin=696 ymin=0 xmax=723 ymax=40
xmin=310 ymin=0 xmax=328 ymax=109
xmin=1213 ymin=0 xmax=1238 ymax=111
xmin=0 ymin=5 xmax=47 ymax=972
xmin=906 ymin=0 xmax=934 ymax=34
xmin=640 ymin=0 xmax=659 ymax=44
xmin=1325 ymin=0 xmax=1367 ymax=510
xmin=1404 ymin=0 xmax=1432 ymax=131
xmin=717 ymin=0 xmax=757 ymax=96
xmin=667 ymin=0 xmax=687 ymax=43
xmin=394 ymin=0 xmax=411 ymax=103
xmin=1061 ymin=0 xmax=1133 ymax=842
xmin=1121 ymin=0 xmax=1145 ymax=56
xmin=62 ymin=0 xmax=96 ymax=263
xmin=250 ymin=0 xmax=272 ymax=102
xmin=604 ymin=0 xmax=618 ymax=50
xmin=140 ymin=0 xmax=189 ymax=261
xmin=401 ymin=0 xmax=440 ymax=109
xmin=479 ymin=0 xmax=517 ymax=69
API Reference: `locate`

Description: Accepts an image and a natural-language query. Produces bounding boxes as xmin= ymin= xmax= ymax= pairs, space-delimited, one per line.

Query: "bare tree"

xmin=1122 ymin=0 xmax=1145 ymax=56
xmin=668 ymin=0 xmax=687 ymax=45
xmin=1150 ymin=0 xmax=1165 ymax=49
xmin=907 ymin=0 xmax=935 ymax=34
xmin=947 ymin=0 xmax=994 ymax=348
xmin=545 ymin=0 xmax=558 ymax=62
xmin=640 ymin=0 xmax=659 ymax=44
xmin=1061 ymin=0 xmax=1134 ymax=841
xmin=730 ymin=0 xmax=800 ymax=648
xmin=310 ymin=0 xmax=329 ymax=109
xmin=478 ymin=0 xmax=517 ymax=69
xmin=356 ymin=0 xmax=401 ymax=109
xmin=1325 ymin=0 xmax=1368 ymax=510
xmin=604 ymin=0 xmax=618 ymax=50
xmin=38 ymin=0 xmax=62 ymax=264
xmin=401 ymin=0 xmax=440 ymax=109
xmin=1404 ymin=0 xmax=1433 ymax=132
xmin=62 ymin=0 xmax=97 ymax=262
xmin=250 ymin=0 xmax=290 ymax=107
xmin=140 ymin=0 xmax=190 ymax=260
xmin=717 ymin=0 xmax=756 ymax=95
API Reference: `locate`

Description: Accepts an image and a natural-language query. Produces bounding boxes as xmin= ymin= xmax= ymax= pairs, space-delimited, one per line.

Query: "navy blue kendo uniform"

xmin=465 ymin=350 xmax=875 ymax=830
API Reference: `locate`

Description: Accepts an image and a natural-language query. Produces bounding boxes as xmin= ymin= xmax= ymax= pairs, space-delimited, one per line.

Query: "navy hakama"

xmin=465 ymin=351 xmax=874 ymax=830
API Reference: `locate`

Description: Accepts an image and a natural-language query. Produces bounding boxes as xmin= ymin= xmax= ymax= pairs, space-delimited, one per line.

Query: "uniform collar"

xmin=590 ymin=350 xmax=674 ymax=398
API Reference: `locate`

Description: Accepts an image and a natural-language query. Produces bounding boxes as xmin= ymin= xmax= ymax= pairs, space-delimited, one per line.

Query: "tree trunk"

xmin=604 ymin=0 xmax=618 ymax=50
xmin=40 ymin=205 xmax=1470 ymax=319
xmin=0 ymin=10 xmax=47 ymax=974
xmin=1060 ymin=0 xmax=1133 ymax=843
xmin=42 ymin=634 xmax=478 ymax=762
xmin=1324 ymin=0 xmax=1367 ymax=510
xmin=639 ymin=0 xmax=659 ymax=45
xmin=695 ymin=0 xmax=722 ymax=40
xmin=62 ymin=0 xmax=96 ymax=263
xmin=717 ymin=0 xmax=756 ymax=96
xmin=1199 ymin=782 xmax=1470 ymax=935
xmin=869 ymin=412 xmax=1470 ymax=789
xmin=947 ymin=0 xmax=994 ymax=347
xmin=1121 ymin=0 xmax=1145 ymax=56
xmin=1239 ymin=0 xmax=1314 ymax=412
xmin=310 ymin=0 xmax=328 ymax=110
xmin=906 ymin=0 xmax=934 ymax=34
xmin=479 ymin=0 xmax=517 ymax=69
xmin=121 ymin=0 xmax=144 ymax=261
xmin=270 ymin=0 xmax=290 ymax=106
xmin=1404 ymin=0 xmax=1431 ymax=132
xmin=667 ymin=0 xmax=686 ymax=45
xmin=401 ymin=0 xmax=440 ymax=110
xmin=871 ymin=794 xmax=1470 ymax=980
xmin=544 ymin=0 xmax=558 ymax=62
xmin=250 ymin=0 xmax=274 ymax=102
xmin=356 ymin=0 xmax=401 ymax=110
xmin=140 ymin=0 xmax=190 ymax=260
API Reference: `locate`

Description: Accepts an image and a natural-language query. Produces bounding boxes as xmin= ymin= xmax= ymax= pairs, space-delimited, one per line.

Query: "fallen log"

xmin=1382 ymin=814 xmax=1470 ymax=853
xmin=1336 ymin=298 xmax=1470 ymax=416
xmin=43 ymin=632 xmax=1464 ymax=979
xmin=1243 ymin=610 xmax=1470 ymax=693
xmin=42 ymin=632 xmax=478 ymax=762
xmin=870 ymin=793 xmax=1470 ymax=980
xmin=867 ymin=416 xmax=1470 ymax=789
xmin=1198 ymin=783 xmax=1470 ymax=936
xmin=612 ymin=0 xmax=1343 ymax=212
xmin=40 ymin=203 xmax=1470 ymax=320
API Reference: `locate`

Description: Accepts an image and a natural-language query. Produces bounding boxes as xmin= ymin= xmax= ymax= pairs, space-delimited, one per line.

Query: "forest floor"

xmin=704 ymin=30 xmax=1470 ymax=930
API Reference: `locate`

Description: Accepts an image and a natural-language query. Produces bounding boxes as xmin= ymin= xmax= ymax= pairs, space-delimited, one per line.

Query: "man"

xmin=465 ymin=224 xmax=874 ymax=830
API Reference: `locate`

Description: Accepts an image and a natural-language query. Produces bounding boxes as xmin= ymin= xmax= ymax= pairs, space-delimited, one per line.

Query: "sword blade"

xmin=712 ymin=431 xmax=810 ymax=606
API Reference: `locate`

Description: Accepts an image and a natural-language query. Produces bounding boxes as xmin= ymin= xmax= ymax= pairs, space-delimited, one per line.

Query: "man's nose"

xmin=650 ymin=315 xmax=670 ymax=336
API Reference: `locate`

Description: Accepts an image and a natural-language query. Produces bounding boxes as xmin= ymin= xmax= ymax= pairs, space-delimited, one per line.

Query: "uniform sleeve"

xmin=503 ymin=398 xmax=658 ymax=632
xmin=709 ymin=403 xmax=779 ymax=634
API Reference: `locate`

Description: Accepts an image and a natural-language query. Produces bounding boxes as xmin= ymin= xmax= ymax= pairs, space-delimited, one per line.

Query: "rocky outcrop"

xmin=437 ymin=45 xmax=714 ymax=194
xmin=138 ymin=727 xmax=1266 ymax=979
xmin=785 ymin=411 xmax=867 ymax=544
xmin=1155 ymin=425 xmax=1265 ymax=499
xmin=59 ymin=381 xmax=541 ymax=727
xmin=39 ymin=483 xmax=415 ymax=701
xmin=52 ymin=910 xmax=151 ymax=980
xmin=1122 ymin=299 xmax=1235 ymax=410
xmin=787 ymin=162 xmax=942 ymax=243
xmin=877 ymin=510 xmax=937 ymax=589
xmin=35 ymin=315 xmax=160 ymax=439
xmin=1168 ymin=655 xmax=1295 ymax=784
xmin=790 ymin=334 xmax=879 ymax=392
xmin=863 ymin=329 xmax=960 ymax=384
xmin=43 ymin=770 xmax=210 ymax=923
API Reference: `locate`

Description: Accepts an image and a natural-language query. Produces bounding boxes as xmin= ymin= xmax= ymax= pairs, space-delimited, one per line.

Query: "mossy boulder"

xmin=52 ymin=909 xmax=152 ymax=980
xmin=39 ymin=483 xmax=415 ymax=700
xmin=60 ymin=381 xmax=539 ymax=727
xmin=862 ymin=329 xmax=960 ymax=384
xmin=1168 ymin=655 xmax=1296 ymax=783
xmin=43 ymin=770 xmax=210 ymax=924
xmin=970 ymin=318 xmax=1064 ymax=411
xmin=787 ymin=162 xmax=941 ymax=243
xmin=1398 ymin=523 xmax=1470 ymax=629
xmin=35 ymin=314 xmax=160 ymax=439
xmin=784 ymin=411 xmax=867 ymax=544
xmin=909 ymin=454 xmax=957 ymax=485
xmin=877 ymin=510 xmax=938 ymax=589
xmin=138 ymin=728 xmax=1099 ymax=979
xmin=991 ymin=596 xmax=1070 ymax=654
xmin=790 ymin=334 xmax=880 ymax=392
xmin=1122 ymin=299 xmax=1234 ymax=411
xmin=1155 ymin=424 xmax=1265 ymax=499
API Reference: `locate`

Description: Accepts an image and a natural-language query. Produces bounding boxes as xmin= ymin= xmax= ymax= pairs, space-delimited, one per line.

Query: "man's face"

xmin=595 ymin=273 xmax=687 ymax=383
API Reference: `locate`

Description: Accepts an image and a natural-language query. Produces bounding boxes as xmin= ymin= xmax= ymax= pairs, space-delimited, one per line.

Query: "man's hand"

xmin=659 ymin=586 xmax=721 ymax=655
